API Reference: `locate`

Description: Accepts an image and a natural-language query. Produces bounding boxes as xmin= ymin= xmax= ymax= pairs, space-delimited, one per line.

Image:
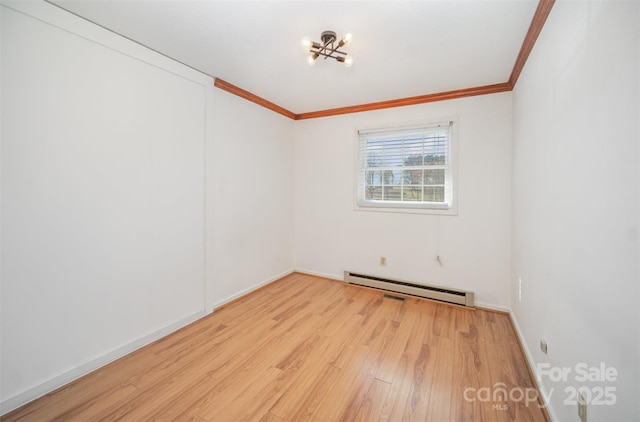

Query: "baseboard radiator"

xmin=344 ymin=271 xmax=474 ymax=307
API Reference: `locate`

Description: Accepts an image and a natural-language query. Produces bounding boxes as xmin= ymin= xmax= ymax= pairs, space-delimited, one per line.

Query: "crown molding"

xmin=213 ymin=78 xmax=296 ymax=120
xmin=508 ymin=0 xmax=555 ymax=89
xmin=295 ymin=83 xmax=512 ymax=120
xmin=214 ymin=0 xmax=555 ymax=120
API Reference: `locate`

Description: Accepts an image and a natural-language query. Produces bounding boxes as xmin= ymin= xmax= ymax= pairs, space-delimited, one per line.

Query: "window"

xmin=356 ymin=120 xmax=456 ymax=213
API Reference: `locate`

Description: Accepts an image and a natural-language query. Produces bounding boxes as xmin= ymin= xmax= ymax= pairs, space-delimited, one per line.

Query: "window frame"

xmin=354 ymin=118 xmax=459 ymax=215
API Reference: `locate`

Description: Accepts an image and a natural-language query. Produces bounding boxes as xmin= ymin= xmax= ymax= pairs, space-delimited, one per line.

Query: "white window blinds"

xmin=357 ymin=121 xmax=454 ymax=210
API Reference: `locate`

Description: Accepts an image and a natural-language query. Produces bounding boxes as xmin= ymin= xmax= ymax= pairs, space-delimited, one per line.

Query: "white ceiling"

xmin=50 ymin=0 xmax=539 ymax=114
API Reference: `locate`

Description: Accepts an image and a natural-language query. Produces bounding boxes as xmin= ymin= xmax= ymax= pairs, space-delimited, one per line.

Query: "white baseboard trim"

xmin=294 ymin=268 xmax=344 ymax=282
xmin=474 ymin=301 xmax=510 ymax=313
xmin=0 ymin=310 xmax=205 ymax=416
xmin=509 ymin=311 xmax=557 ymax=422
xmin=211 ymin=268 xmax=295 ymax=310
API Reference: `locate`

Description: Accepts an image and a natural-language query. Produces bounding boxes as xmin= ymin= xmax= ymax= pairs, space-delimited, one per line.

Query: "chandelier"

xmin=302 ymin=30 xmax=353 ymax=67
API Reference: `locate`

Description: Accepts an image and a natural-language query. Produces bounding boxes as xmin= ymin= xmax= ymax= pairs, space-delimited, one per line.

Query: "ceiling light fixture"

xmin=302 ymin=30 xmax=353 ymax=67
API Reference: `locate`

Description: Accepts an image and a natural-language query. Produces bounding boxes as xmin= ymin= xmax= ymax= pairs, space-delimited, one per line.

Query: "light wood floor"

xmin=3 ymin=273 xmax=549 ymax=421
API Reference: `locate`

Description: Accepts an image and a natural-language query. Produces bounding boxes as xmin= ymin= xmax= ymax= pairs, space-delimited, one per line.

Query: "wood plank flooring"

xmin=2 ymin=273 xmax=549 ymax=421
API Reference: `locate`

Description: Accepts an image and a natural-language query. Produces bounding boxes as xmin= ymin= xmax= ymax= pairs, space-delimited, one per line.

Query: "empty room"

xmin=1 ymin=0 xmax=638 ymax=421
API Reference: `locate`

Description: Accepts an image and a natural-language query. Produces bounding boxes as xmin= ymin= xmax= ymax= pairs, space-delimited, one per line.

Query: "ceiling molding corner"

xmin=508 ymin=0 xmax=556 ymax=89
xmin=214 ymin=78 xmax=296 ymax=120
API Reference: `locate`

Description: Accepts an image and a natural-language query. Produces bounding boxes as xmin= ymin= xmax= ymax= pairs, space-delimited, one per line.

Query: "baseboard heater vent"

xmin=344 ymin=271 xmax=474 ymax=307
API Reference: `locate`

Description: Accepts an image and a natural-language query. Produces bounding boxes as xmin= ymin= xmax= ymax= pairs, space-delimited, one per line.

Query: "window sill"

xmin=355 ymin=200 xmax=458 ymax=216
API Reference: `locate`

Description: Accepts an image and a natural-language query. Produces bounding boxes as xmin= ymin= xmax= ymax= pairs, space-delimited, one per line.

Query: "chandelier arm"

xmin=313 ymin=50 xmax=341 ymax=61
xmin=324 ymin=42 xmax=346 ymax=58
xmin=310 ymin=48 xmax=348 ymax=58
xmin=322 ymin=41 xmax=333 ymax=54
xmin=328 ymin=48 xmax=348 ymax=56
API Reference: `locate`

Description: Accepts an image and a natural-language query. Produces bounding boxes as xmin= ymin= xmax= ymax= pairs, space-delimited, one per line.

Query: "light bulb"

xmin=343 ymin=55 xmax=354 ymax=68
xmin=307 ymin=54 xmax=318 ymax=65
xmin=342 ymin=33 xmax=352 ymax=46
xmin=301 ymin=37 xmax=312 ymax=52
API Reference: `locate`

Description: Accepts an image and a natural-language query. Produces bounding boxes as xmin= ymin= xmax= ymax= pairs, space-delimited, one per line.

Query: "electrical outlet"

xmin=578 ymin=391 xmax=587 ymax=422
xmin=380 ymin=256 xmax=387 ymax=266
xmin=540 ymin=340 xmax=547 ymax=354
xmin=518 ymin=277 xmax=523 ymax=303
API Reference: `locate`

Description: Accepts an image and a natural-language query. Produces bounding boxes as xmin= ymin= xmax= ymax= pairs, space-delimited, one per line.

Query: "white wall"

xmin=294 ymin=93 xmax=512 ymax=309
xmin=210 ymin=90 xmax=295 ymax=307
xmin=511 ymin=1 xmax=640 ymax=420
xmin=1 ymin=1 xmax=296 ymax=413
xmin=0 ymin=1 xmax=213 ymax=413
